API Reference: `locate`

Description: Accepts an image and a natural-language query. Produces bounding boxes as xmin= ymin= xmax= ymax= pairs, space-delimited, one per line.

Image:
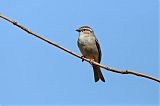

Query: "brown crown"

xmin=80 ymin=26 xmax=91 ymax=29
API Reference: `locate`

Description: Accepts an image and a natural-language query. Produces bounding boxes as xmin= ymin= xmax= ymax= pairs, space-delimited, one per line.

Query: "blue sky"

xmin=0 ymin=0 xmax=159 ymax=105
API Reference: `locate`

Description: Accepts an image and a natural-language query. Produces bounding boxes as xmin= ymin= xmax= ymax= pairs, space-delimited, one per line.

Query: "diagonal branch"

xmin=0 ymin=13 xmax=159 ymax=83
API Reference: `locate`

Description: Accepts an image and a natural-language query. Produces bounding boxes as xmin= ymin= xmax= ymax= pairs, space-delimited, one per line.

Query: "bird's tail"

xmin=93 ymin=65 xmax=105 ymax=82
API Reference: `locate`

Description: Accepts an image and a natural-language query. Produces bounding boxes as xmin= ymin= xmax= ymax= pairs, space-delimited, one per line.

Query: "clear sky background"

xmin=0 ymin=0 xmax=159 ymax=106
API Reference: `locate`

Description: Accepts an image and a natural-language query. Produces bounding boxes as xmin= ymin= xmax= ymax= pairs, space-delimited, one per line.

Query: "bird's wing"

xmin=95 ymin=39 xmax=102 ymax=63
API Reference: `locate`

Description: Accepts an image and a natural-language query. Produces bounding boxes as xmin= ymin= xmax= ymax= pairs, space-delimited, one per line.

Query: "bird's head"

xmin=76 ymin=26 xmax=93 ymax=35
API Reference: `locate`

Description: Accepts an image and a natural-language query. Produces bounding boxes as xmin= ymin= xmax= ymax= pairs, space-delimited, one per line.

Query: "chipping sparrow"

xmin=76 ymin=26 xmax=105 ymax=82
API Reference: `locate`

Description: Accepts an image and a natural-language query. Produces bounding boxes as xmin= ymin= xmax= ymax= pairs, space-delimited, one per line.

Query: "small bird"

xmin=76 ymin=26 xmax=105 ymax=82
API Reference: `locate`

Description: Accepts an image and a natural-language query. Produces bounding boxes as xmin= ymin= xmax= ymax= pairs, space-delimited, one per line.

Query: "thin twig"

xmin=0 ymin=13 xmax=159 ymax=83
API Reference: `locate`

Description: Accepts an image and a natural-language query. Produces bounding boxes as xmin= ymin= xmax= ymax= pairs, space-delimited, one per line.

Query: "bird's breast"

xmin=78 ymin=35 xmax=99 ymax=60
xmin=78 ymin=35 xmax=95 ymax=46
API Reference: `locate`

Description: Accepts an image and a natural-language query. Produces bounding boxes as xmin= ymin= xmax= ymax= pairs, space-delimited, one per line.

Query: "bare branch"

xmin=0 ymin=13 xmax=159 ymax=83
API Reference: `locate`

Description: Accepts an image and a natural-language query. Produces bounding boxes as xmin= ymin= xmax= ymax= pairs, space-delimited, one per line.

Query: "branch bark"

xmin=0 ymin=13 xmax=159 ymax=83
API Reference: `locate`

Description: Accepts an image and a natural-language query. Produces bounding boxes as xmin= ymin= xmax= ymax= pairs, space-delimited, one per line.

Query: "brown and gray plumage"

xmin=76 ymin=26 xmax=105 ymax=82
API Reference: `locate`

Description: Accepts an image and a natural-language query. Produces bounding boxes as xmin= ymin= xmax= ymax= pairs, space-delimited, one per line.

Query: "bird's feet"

xmin=89 ymin=59 xmax=95 ymax=65
xmin=80 ymin=56 xmax=85 ymax=62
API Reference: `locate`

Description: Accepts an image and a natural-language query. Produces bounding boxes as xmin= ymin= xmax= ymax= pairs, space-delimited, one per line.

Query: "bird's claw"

xmin=89 ymin=59 xmax=95 ymax=65
xmin=81 ymin=56 xmax=85 ymax=62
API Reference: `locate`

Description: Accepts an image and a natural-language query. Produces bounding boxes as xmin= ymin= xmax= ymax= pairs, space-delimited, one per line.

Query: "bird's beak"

xmin=76 ymin=29 xmax=80 ymax=32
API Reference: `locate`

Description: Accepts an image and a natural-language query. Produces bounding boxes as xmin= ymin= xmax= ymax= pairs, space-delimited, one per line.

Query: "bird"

xmin=76 ymin=26 xmax=105 ymax=82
